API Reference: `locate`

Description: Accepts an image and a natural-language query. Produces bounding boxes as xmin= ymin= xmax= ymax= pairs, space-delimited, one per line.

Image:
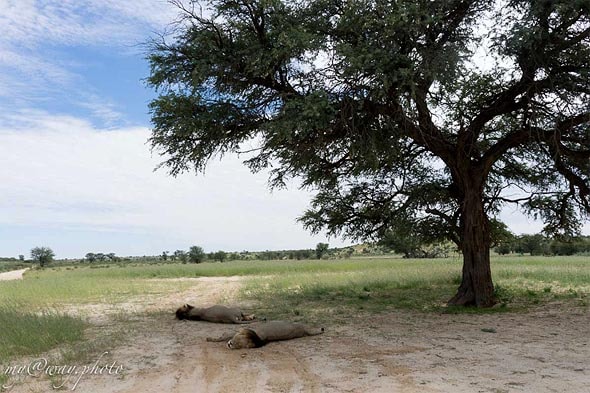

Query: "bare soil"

xmin=6 ymin=277 xmax=589 ymax=393
xmin=0 ymin=269 xmax=28 ymax=281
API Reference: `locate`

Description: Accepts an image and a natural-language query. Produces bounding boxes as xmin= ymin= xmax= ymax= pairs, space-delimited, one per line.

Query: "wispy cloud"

xmin=0 ymin=0 xmax=177 ymax=49
xmin=76 ymin=94 xmax=126 ymax=128
xmin=0 ymin=0 xmax=179 ymax=128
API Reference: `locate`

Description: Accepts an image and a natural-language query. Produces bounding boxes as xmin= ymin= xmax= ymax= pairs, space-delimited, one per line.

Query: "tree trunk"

xmin=448 ymin=183 xmax=496 ymax=307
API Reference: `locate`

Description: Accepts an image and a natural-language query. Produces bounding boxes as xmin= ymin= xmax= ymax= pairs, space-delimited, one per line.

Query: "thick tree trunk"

xmin=448 ymin=183 xmax=496 ymax=307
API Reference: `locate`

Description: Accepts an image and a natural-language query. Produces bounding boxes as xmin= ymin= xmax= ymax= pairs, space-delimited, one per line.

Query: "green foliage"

xmin=212 ymin=250 xmax=227 ymax=262
xmin=315 ymin=243 xmax=329 ymax=259
xmin=30 ymin=247 xmax=55 ymax=267
xmin=85 ymin=252 xmax=118 ymax=263
xmin=188 ymin=246 xmax=205 ymax=263
xmin=379 ymin=219 xmax=454 ymax=258
xmin=173 ymin=249 xmax=187 ymax=262
xmin=494 ymin=234 xmax=590 ymax=256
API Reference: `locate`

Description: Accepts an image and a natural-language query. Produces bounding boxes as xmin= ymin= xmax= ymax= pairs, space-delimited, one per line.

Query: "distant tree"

xmin=95 ymin=253 xmax=107 ymax=262
xmin=106 ymin=253 xmax=119 ymax=262
xmin=315 ymin=243 xmax=329 ymax=259
xmin=85 ymin=253 xmax=97 ymax=263
xmin=516 ymin=234 xmax=548 ymax=256
xmin=30 ymin=247 xmax=54 ymax=267
xmin=294 ymin=249 xmax=313 ymax=260
xmin=188 ymin=246 xmax=205 ymax=263
xmin=494 ymin=243 xmax=512 ymax=256
xmin=162 ymin=251 xmax=169 ymax=261
xmin=174 ymin=250 xmax=187 ymax=262
xmin=550 ymin=240 xmax=577 ymax=256
xmin=213 ymin=250 xmax=227 ymax=262
xmin=18 ymin=255 xmax=25 ymax=262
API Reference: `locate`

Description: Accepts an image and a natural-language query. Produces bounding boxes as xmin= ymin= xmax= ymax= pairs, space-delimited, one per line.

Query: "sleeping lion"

xmin=175 ymin=304 xmax=258 ymax=324
xmin=206 ymin=321 xmax=324 ymax=348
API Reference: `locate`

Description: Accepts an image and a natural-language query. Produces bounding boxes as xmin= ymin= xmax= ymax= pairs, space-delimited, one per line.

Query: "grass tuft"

xmin=0 ymin=304 xmax=85 ymax=360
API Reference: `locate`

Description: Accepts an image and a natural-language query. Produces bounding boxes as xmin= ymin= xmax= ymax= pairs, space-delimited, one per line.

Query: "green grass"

xmin=0 ymin=255 xmax=587 ymax=361
xmin=0 ymin=267 xmax=195 ymax=307
xmin=236 ymin=256 xmax=590 ymax=321
xmin=2 ymin=256 xmax=587 ymax=310
xmin=0 ymin=304 xmax=85 ymax=360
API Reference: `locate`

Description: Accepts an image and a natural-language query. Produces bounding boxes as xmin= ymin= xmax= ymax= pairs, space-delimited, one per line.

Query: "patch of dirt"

xmin=6 ymin=277 xmax=589 ymax=393
xmin=0 ymin=269 xmax=28 ymax=281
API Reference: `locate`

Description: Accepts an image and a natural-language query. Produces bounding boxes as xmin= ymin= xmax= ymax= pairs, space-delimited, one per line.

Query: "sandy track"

xmin=0 ymin=268 xmax=28 ymax=281
xmin=6 ymin=277 xmax=590 ymax=393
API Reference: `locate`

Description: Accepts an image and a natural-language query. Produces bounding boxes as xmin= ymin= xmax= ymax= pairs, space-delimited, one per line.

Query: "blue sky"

xmin=0 ymin=1 xmax=587 ymax=259
xmin=0 ymin=0 xmax=347 ymax=258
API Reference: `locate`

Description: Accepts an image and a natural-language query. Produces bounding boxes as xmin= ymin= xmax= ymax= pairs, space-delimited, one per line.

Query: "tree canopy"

xmin=148 ymin=0 xmax=590 ymax=307
xmin=30 ymin=247 xmax=55 ymax=267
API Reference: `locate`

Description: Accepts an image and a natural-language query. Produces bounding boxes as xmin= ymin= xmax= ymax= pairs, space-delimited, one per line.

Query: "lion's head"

xmin=175 ymin=304 xmax=195 ymax=320
xmin=227 ymin=329 xmax=265 ymax=349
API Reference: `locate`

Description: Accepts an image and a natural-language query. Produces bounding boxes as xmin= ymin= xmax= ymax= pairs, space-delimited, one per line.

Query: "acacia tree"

xmin=31 ymin=247 xmax=55 ymax=267
xmin=148 ymin=0 xmax=590 ymax=307
xmin=315 ymin=242 xmax=329 ymax=259
xmin=188 ymin=246 xmax=206 ymax=263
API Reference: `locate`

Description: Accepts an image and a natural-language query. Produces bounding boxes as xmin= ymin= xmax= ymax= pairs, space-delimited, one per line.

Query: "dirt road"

xmin=0 ymin=268 xmax=27 ymax=281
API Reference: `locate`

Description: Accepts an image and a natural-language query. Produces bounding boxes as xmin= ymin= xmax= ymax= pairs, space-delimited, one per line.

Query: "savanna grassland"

xmin=1 ymin=255 xmax=589 ymax=392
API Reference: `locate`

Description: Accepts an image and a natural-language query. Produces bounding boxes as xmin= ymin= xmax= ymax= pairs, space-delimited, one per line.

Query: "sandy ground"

xmin=0 ymin=269 xmax=28 ymax=281
xmin=5 ymin=277 xmax=589 ymax=393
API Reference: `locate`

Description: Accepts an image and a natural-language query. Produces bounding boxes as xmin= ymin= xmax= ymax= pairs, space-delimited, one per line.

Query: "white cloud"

xmin=0 ymin=0 xmax=177 ymax=49
xmin=0 ymin=112 xmax=345 ymax=256
xmin=0 ymin=0 xmax=179 ymax=127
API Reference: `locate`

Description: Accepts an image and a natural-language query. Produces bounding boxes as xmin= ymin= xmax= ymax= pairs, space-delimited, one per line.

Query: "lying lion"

xmin=175 ymin=304 xmax=258 ymax=324
xmin=207 ymin=321 xmax=324 ymax=348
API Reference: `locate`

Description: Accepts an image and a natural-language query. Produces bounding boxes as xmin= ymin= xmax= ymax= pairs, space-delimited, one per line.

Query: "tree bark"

xmin=448 ymin=179 xmax=496 ymax=307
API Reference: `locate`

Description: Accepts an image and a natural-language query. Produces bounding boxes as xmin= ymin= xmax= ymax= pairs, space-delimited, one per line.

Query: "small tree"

xmin=174 ymin=250 xmax=187 ymax=262
xmin=162 ymin=251 xmax=169 ymax=261
xmin=18 ymin=255 xmax=25 ymax=262
xmin=30 ymin=247 xmax=54 ymax=267
xmin=188 ymin=246 xmax=205 ymax=263
xmin=494 ymin=243 xmax=512 ymax=255
xmin=315 ymin=243 xmax=329 ymax=259
xmin=85 ymin=253 xmax=96 ymax=263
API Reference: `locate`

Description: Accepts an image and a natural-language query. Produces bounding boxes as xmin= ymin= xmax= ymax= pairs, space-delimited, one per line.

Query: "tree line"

xmin=495 ymin=235 xmax=590 ymax=256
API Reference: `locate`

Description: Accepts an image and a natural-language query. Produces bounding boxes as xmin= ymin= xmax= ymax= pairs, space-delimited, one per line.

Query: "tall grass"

xmin=0 ymin=304 xmax=85 ymax=360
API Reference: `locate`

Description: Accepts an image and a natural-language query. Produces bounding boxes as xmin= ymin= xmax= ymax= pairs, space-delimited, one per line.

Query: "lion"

xmin=175 ymin=304 xmax=258 ymax=324
xmin=206 ymin=321 xmax=324 ymax=348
